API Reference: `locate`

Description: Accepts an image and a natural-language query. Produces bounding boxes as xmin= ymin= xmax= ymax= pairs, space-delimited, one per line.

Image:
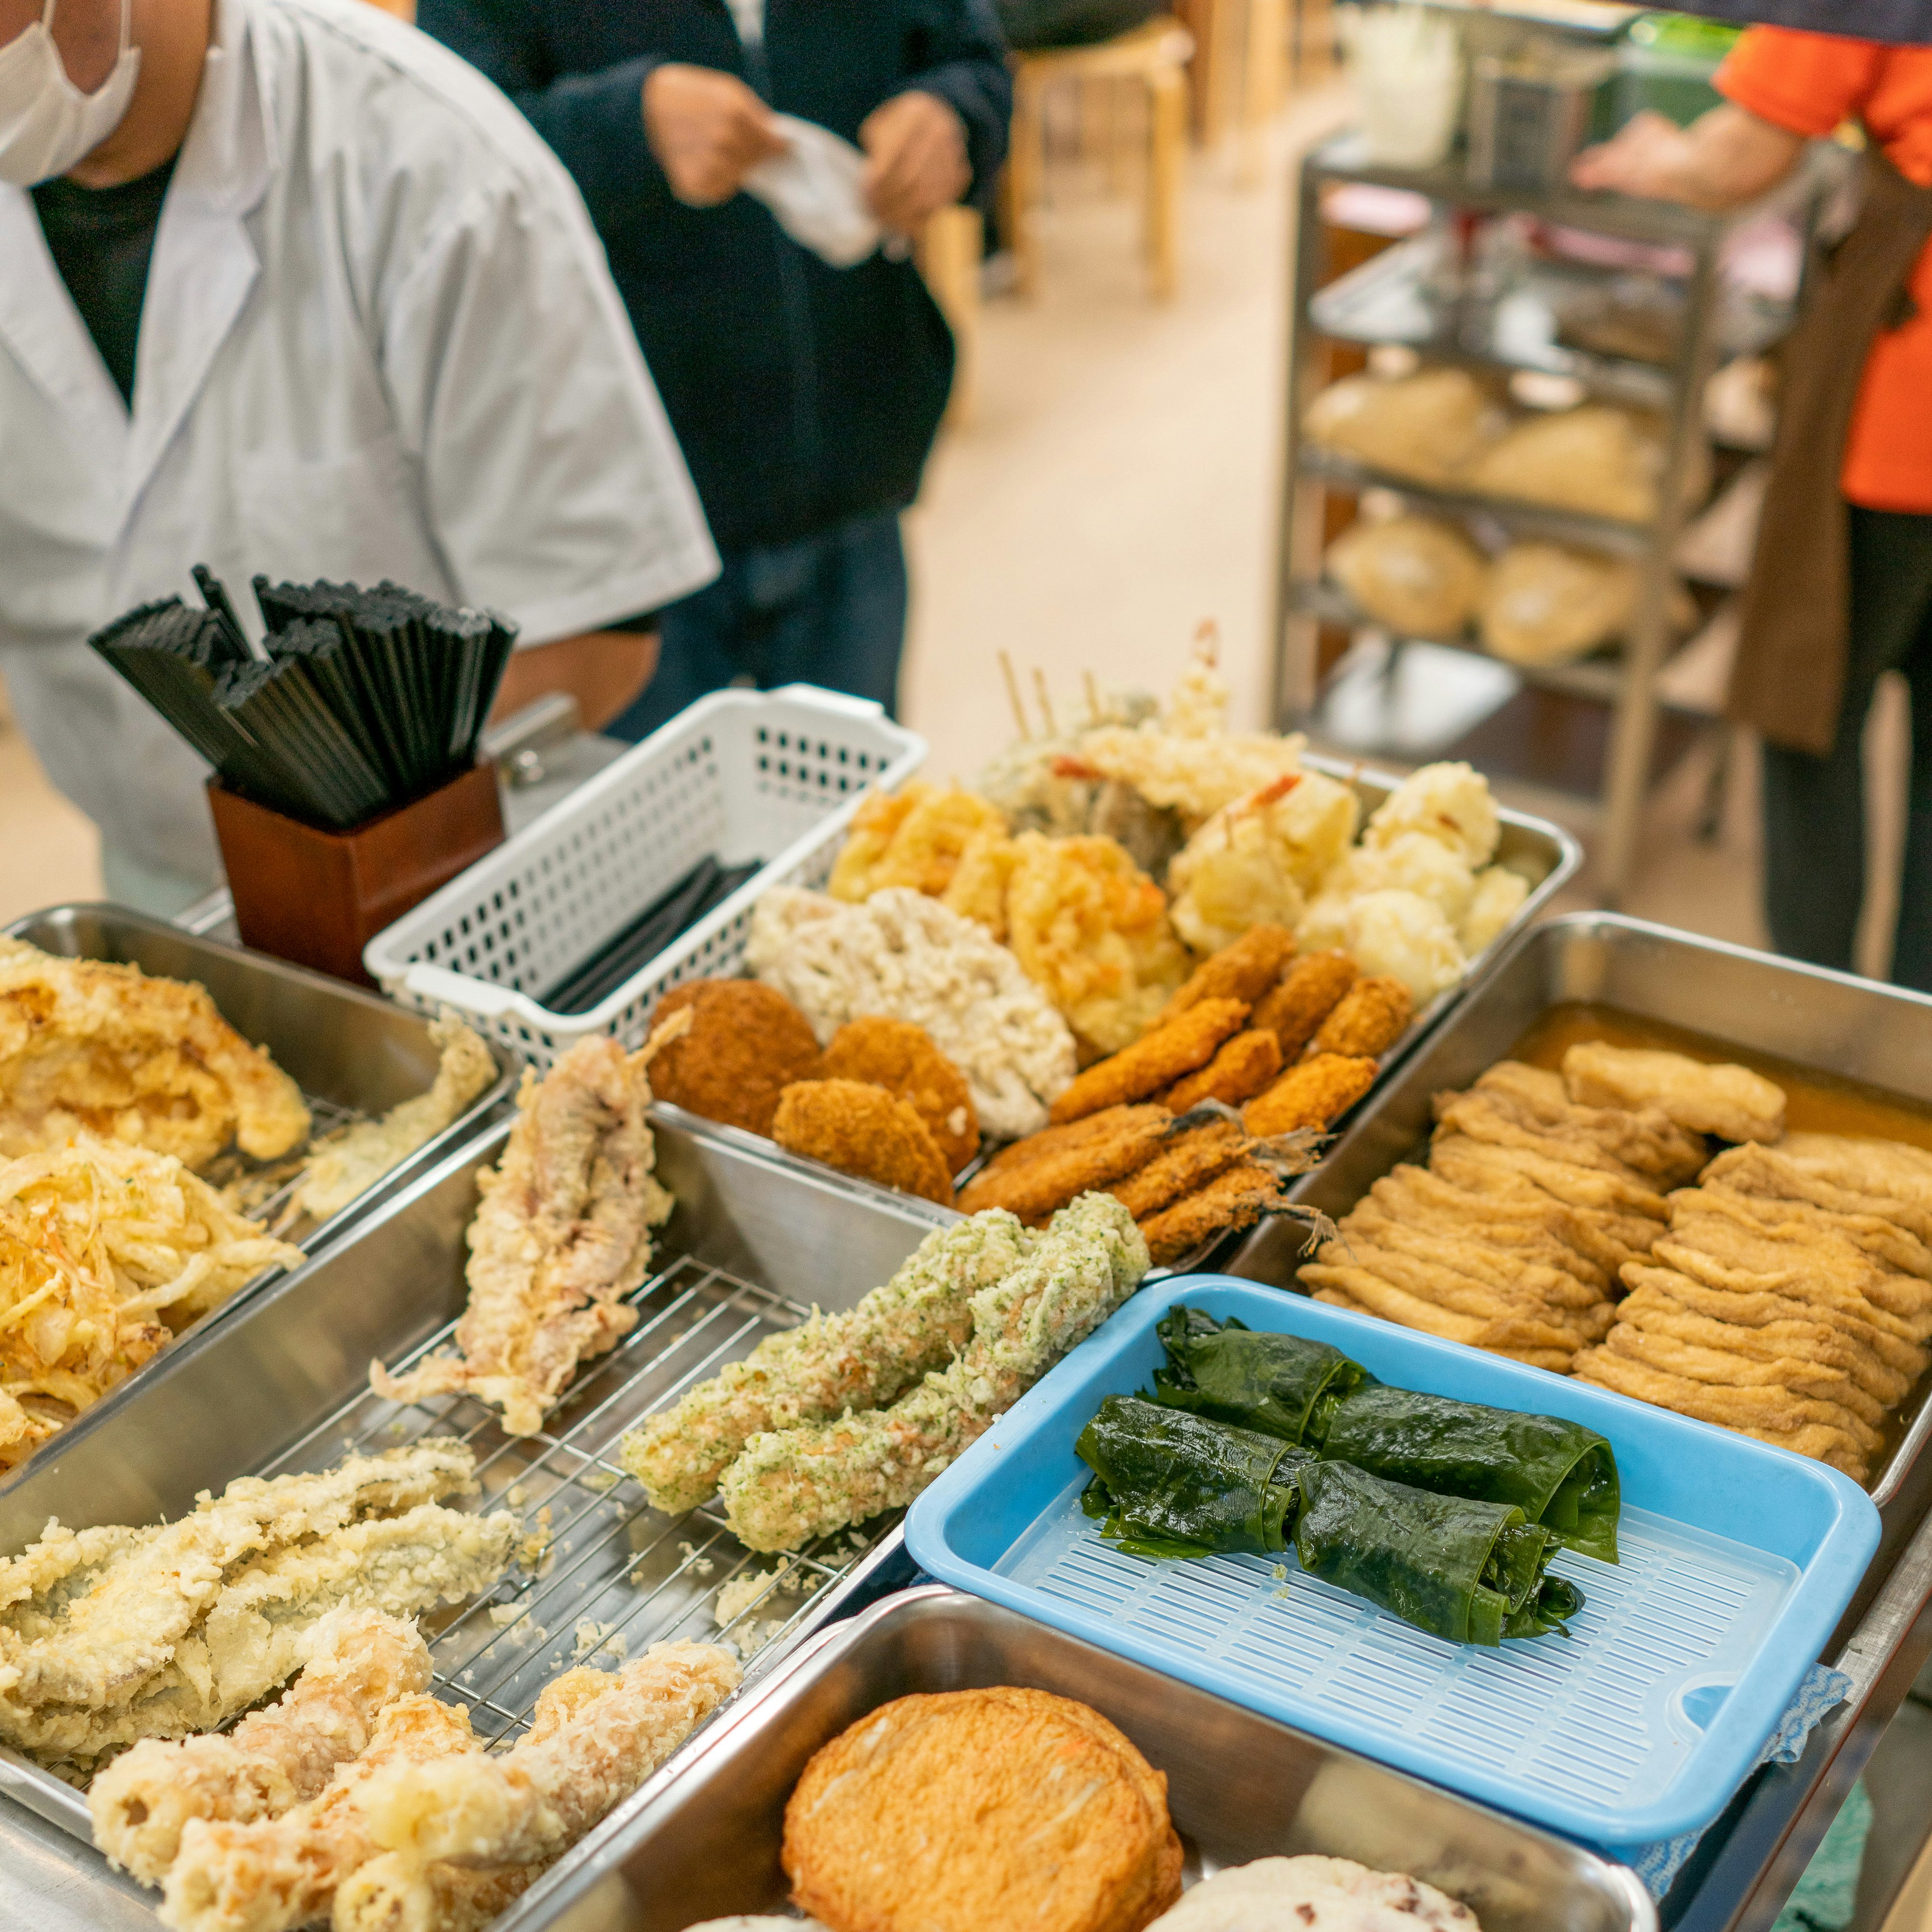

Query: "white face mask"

xmin=0 ymin=0 xmax=141 ymax=187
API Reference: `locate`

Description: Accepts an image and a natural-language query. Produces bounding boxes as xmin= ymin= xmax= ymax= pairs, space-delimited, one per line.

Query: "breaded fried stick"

xmin=90 ymin=1608 xmax=429 ymax=1886
xmin=1156 ymin=924 xmax=1296 ymax=1024
xmin=1245 ymin=1055 xmax=1378 ymax=1136
xmin=343 ymin=1643 xmax=741 ymax=1916
xmin=1048 ymin=999 xmax=1250 ymax=1124
xmin=773 ymin=1079 xmax=955 ymax=1204
xmin=1161 ymin=1029 xmax=1282 ymax=1111
xmin=719 ymin=1195 xmax=1149 ymax=1551
xmin=955 ymin=1107 xmax=1173 ymax=1225
xmin=1138 ymin=1163 xmax=1287 ymax=1267
xmin=618 ymin=1214 xmax=1031 ymax=1514
xmin=968 ymin=1104 xmax=1169 ymax=1189
xmin=1110 ymin=1122 xmax=1251 ymax=1220
xmin=1309 ymin=975 xmax=1413 ymax=1060
xmin=1251 ymin=951 xmax=1357 ymax=1058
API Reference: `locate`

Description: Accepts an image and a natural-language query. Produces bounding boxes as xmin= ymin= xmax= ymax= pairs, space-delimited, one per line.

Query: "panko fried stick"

xmin=1245 ymin=1054 xmax=1377 ymax=1135
xmin=618 ymin=1214 xmax=1032 ymax=1514
xmin=1111 ymin=1123 xmax=1250 ymax=1219
xmin=1156 ymin=924 xmax=1296 ymax=1025
xmin=345 ymin=1643 xmax=741 ymax=1898
xmin=955 ymin=1111 xmax=1172 ymax=1225
xmin=91 ymin=1608 xmax=430 ymax=1885
xmin=1309 ymin=976 xmax=1413 ymax=1061
xmin=1137 ymin=1163 xmax=1291 ymax=1267
xmin=1251 ymin=951 xmax=1356 ymax=1058
xmin=158 ymin=1695 xmax=482 ymax=1932
xmin=719 ymin=1196 xmax=1148 ymax=1551
xmin=1161 ymin=1029 xmax=1281 ymax=1112
xmin=969 ymin=1105 xmax=1169 ymax=1186
xmin=1047 ymin=1000 xmax=1251 ymax=1124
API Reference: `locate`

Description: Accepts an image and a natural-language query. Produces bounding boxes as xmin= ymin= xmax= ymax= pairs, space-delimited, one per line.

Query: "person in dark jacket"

xmin=418 ymin=0 xmax=1012 ymax=740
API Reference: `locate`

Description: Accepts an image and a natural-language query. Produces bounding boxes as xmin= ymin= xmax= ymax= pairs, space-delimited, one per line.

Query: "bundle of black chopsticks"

xmin=87 ymin=567 xmax=517 ymax=832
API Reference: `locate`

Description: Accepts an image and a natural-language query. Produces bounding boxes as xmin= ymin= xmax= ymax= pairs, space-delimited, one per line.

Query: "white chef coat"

xmin=0 ymin=0 xmax=719 ymax=889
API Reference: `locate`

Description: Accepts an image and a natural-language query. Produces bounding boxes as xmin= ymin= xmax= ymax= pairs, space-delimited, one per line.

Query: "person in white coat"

xmin=0 ymin=0 xmax=719 ymax=914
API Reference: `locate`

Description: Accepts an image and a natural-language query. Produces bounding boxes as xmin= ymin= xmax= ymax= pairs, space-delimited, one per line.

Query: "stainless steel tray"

xmin=0 ymin=1109 xmax=952 ymax=1857
xmin=1 ymin=903 xmax=520 ymax=1488
xmin=506 ymin=1584 xmax=1657 ymax=1932
xmin=1221 ymin=911 xmax=1932 ymax=1509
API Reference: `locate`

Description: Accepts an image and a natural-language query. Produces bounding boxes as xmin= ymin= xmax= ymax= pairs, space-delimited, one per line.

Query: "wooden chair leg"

xmin=1239 ymin=0 xmax=1286 ymax=185
xmin=918 ymin=206 xmax=984 ymax=430
xmin=1148 ymin=67 xmax=1186 ymax=300
xmin=1009 ymin=72 xmax=1045 ymax=300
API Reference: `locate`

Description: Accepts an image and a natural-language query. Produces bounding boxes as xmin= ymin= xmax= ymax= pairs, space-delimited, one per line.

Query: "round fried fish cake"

xmin=784 ymin=1686 xmax=1182 ymax=1932
xmin=822 ymin=1017 xmax=980 ymax=1174
xmin=651 ymin=981 xmax=824 ymax=1137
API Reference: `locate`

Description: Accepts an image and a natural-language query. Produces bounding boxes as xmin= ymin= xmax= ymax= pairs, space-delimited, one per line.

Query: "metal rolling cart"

xmin=1271 ymin=127 xmax=1813 ymax=902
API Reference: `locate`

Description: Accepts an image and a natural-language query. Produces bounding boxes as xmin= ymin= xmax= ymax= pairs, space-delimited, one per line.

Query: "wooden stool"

xmin=917 ymin=205 xmax=985 ymax=430
xmin=1007 ymin=18 xmax=1195 ymax=302
xmin=1182 ymin=0 xmax=1286 ymax=183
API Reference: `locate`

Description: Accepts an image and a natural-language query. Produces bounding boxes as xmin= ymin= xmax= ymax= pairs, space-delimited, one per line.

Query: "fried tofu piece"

xmin=1562 ymin=1041 xmax=1787 ymax=1145
xmin=1048 ymin=999 xmax=1251 ymax=1125
xmin=1137 ymin=1162 xmax=1286 ymax=1267
xmin=823 ymin=1016 xmax=979 ymax=1173
xmin=1309 ymin=975 xmax=1413 ymax=1060
xmin=1250 ymin=951 xmax=1357 ymax=1059
xmin=772 ymin=1080 xmax=954 ymax=1205
xmin=1161 ymin=1029 xmax=1282 ymax=1112
xmin=651 ymin=980 xmax=823 ymax=1137
xmin=1156 ymin=924 xmax=1297 ymax=1026
xmin=784 ymin=1687 xmax=1182 ymax=1932
xmin=1110 ymin=1122 xmax=1250 ymax=1219
xmin=1244 ymin=1054 xmax=1378 ymax=1135
xmin=1471 ymin=1062 xmax=1708 ymax=1187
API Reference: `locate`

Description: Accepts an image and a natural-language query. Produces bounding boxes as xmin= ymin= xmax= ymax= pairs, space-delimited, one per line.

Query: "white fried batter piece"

xmin=292 ymin=1017 xmax=497 ymax=1223
xmin=0 ymin=936 xmax=309 ymax=1169
xmin=370 ymin=1036 xmax=675 ymax=1434
xmin=718 ymin=1194 xmax=1149 ymax=1551
xmin=90 ymin=1607 xmax=430 ymax=1885
xmin=619 ymin=1213 xmax=1033 ymax=1515
xmin=0 ymin=1442 xmax=511 ymax=1769
xmin=746 ymin=888 xmax=1076 ymax=1140
xmin=340 ymin=1641 xmax=741 ymax=1926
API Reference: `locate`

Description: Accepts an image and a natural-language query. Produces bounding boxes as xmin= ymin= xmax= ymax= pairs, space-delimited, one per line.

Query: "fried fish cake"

xmin=822 ymin=1016 xmax=980 ymax=1173
xmin=1244 ymin=1054 xmax=1378 ymax=1136
xmin=651 ymin=980 xmax=824 ymax=1137
xmin=1156 ymin=924 xmax=1297 ymax=1026
xmin=784 ymin=1686 xmax=1182 ymax=1932
xmin=1048 ymin=999 xmax=1251 ymax=1124
xmin=1309 ymin=975 xmax=1413 ymax=1061
xmin=772 ymin=1080 xmax=954 ymax=1205
xmin=1160 ymin=1028 xmax=1282 ymax=1112
xmin=1250 ymin=950 xmax=1357 ymax=1059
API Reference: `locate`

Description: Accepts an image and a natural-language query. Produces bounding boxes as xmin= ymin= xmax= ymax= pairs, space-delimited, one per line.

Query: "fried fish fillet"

xmin=957 ymin=1109 xmax=1173 ymax=1225
xmin=969 ymin=1105 xmax=1169 ymax=1186
xmin=1137 ymin=1163 xmax=1286 ymax=1267
xmin=785 ymin=1687 xmax=1183 ymax=1932
xmin=90 ymin=1608 xmax=430 ymax=1885
xmin=618 ymin=1214 xmax=1031 ymax=1514
xmin=369 ymin=1036 xmax=675 ymax=1434
xmin=345 ymin=1642 xmax=740 ymax=1901
xmin=719 ymin=1196 xmax=1147 ymax=1551
xmin=1309 ymin=975 xmax=1413 ymax=1061
xmin=1110 ymin=1123 xmax=1251 ymax=1220
xmin=1048 ymin=1000 xmax=1251 ymax=1124
xmin=1155 ymin=924 xmax=1297 ymax=1025
xmin=1243 ymin=1054 xmax=1378 ymax=1135
xmin=773 ymin=1079 xmax=955 ymax=1205
xmin=1250 ymin=950 xmax=1357 ymax=1059
xmin=1160 ymin=1029 xmax=1282 ymax=1112
xmin=0 ymin=938 xmax=310 ymax=1170
xmin=1561 ymin=1041 xmax=1786 ymax=1144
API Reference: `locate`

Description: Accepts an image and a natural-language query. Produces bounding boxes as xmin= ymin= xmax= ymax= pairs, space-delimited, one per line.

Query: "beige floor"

xmin=0 ymin=78 xmax=1908 ymax=974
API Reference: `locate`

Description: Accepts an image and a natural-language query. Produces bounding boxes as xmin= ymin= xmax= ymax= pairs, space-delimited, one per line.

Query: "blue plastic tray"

xmin=906 ymin=1278 xmax=1881 ymax=1854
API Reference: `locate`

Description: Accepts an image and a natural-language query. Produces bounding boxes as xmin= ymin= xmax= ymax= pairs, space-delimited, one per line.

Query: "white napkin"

xmin=744 ymin=113 xmax=882 ymax=269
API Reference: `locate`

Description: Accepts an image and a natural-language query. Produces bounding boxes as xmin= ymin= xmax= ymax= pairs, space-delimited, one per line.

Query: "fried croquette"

xmin=783 ymin=1687 xmax=1182 ymax=1932
xmin=1156 ymin=924 xmax=1297 ymax=1025
xmin=1250 ymin=950 xmax=1358 ymax=1058
xmin=956 ymin=1109 xmax=1173 ymax=1225
xmin=1309 ymin=975 xmax=1413 ymax=1060
xmin=651 ymin=981 xmax=823 ymax=1137
xmin=822 ymin=1016 xmax=980 ymax=1173
xmin=1161 ymin=1028 xmax=1282 ymax=1112
xmin=772 ymin=1081 xmax=953 ymax=1205
xmin=1244 ymin=1054 xmax=1379 ymax=1136
xmin=1138 ymin=1163 xmax=1286 ymax=1267
xmin=1048 ymin=999 xmax=1251 ymax=1125
xmin=1110 ymin=1122 xmax=1250 ymax=1220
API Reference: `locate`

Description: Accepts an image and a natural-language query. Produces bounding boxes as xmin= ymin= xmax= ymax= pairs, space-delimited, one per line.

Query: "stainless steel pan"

xmin=506 ymin=1584 xmax=1657 ymax=1932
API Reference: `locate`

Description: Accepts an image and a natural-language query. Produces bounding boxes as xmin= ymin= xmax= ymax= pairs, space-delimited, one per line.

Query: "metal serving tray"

xmin=1222 ymin=911 xmax=1932 ymax=1514
xmin=508 ymin=1584 xmax=1657 ymax=1932
xmin=0 ymin=1109 xmax=951 ymax=1863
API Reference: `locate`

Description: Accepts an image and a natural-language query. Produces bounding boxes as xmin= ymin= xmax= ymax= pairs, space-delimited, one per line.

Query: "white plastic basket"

xmin=364 ymin=685 xmax=926 ymax=1068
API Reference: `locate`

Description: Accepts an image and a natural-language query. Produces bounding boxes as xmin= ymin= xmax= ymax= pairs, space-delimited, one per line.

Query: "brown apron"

xmin=1729 ymin=147 xmax=1932 ymax=757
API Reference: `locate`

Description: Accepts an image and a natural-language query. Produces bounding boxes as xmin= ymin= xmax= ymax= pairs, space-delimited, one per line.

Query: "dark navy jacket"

xmin=417 ymin=0 xmax=1012 ymax=556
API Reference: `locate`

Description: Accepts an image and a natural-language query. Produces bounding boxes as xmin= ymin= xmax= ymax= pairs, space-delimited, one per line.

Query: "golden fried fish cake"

xmin=1155 ymin=924 xmax=1297 ymax=1026
xmin=956 ymin=1110 xmax=1172 ymax=1225
xmin=1160 ymin=1029 xmax=1282 ymax=1112
xmin=772 ymin=1080 xmax=954 ymax=1205
xmin=784 ymin=1686 xmax=1182 ymax=1932
xmin=1048 ymin=1000 xmax=1251 ymax=1125
xmin=1309 ymin=975 xmax=1413 ymax=1061
xmin=822 ymin=1016 xmax=980 ymax=1173
xmin=1243 ymin=1054 xmax=1378 ymax=1136
xmin=1250 ymin=951 xmax=1357 ymax=1059
xmin=651 ymin=980 xmax=824 ymax=1137
xmin=1561 ymin=1041 xmax=1786 ymax=1145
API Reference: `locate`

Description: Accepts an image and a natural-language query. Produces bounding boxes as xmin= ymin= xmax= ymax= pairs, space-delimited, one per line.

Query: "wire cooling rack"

xmin=255 ymin=1248 xmax=897 ymax=1750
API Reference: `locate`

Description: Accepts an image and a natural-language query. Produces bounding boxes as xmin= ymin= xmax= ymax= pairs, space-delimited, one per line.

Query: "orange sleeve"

xmin=1715 ymin=26 xmax=1884 ymax=139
